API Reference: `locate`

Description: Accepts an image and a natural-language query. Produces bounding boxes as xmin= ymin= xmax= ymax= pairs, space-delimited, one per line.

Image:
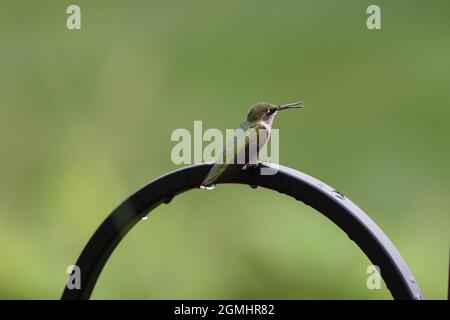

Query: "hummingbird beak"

xmin=277 ymin=101 xmax=304 ymax=111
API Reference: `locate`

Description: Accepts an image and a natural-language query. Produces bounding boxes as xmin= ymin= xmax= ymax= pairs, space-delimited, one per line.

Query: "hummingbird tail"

xmin=200 ymin=179 xmax=214 ymax=188
xmin=201 ymin=163 xmax=246 ymax=188
xmin=201 ymin=170 xmax=218 ymax=188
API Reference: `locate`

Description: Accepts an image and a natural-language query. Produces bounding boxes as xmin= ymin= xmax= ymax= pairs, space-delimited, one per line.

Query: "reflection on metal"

xmin=61 ymin=163 xmax=424 ymax=300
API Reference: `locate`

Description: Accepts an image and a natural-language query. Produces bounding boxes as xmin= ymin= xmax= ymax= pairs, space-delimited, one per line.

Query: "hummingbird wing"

xmin=201 ymin=121 xmax=266 ymax=187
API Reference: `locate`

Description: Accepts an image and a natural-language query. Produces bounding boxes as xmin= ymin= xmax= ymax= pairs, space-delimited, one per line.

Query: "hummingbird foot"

xmin=244 ymin=162 xmax=260 ymax=189
xmin=259 ymin=161 xmax=271 ymax=167
xmin=244 ymin=162 xmax=260 ymax=170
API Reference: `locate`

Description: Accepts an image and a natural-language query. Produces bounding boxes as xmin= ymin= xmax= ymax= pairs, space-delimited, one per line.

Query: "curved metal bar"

xmin=61 ymin=163 xmax=424 ymax=300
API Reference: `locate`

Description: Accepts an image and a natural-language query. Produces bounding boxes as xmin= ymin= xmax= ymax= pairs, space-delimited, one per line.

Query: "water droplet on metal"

xmin=200 ymin=184 xmax=215 ymax=190
xmin=332 ymin=189 xmax=345 ymax=200
xmin=163 ymin=196 xmax=173 ymax=204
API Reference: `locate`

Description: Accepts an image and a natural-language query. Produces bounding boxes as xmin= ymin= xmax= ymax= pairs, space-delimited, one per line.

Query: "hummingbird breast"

xmin=201 ymin=121 xmax=270 ymax=187
xmin=255 ymin=121 xmax=271 ymax=149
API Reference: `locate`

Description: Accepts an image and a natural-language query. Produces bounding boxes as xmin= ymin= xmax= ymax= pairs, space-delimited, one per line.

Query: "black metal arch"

xmin=61 ymin=163 xmax=424 ymax=300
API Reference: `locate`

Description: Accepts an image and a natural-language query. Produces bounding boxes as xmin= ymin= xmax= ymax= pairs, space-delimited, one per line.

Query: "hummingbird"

xmin=201 ymin=101 xmax=304 ymax=188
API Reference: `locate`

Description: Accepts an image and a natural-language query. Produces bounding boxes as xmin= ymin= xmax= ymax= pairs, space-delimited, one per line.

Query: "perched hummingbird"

xmin=201 ymin=101 xmax=304 ymax=188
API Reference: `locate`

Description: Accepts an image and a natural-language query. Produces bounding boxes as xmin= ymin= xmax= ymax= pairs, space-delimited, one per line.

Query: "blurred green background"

xmin=0 ymin=0 xmax=449 ymax=299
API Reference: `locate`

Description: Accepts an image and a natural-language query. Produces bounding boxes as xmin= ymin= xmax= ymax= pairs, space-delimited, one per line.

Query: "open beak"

xmin=277 ymin=101 xmax=304 ymax=111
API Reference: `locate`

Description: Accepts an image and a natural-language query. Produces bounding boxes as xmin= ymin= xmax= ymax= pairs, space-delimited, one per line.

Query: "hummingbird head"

xmin=246 ymin=101 xmax=304 ymax=126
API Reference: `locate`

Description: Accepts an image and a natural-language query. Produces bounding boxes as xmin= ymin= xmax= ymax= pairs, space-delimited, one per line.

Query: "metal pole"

xmin=61 ymin=163 xmax=424 ymax=300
